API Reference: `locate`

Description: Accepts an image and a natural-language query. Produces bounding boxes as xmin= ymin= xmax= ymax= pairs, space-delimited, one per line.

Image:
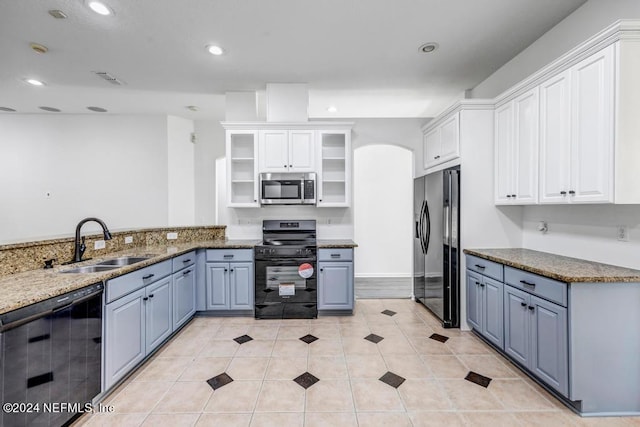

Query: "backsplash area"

xmin=0 ymin=225 xmax=225 ymax=277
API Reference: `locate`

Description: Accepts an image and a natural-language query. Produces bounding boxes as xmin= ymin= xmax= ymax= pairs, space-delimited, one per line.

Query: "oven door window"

xmin=262 ymin=181 xmax=302 ymax=199
xmin=266 ymin=265 xmax=309 ymax=297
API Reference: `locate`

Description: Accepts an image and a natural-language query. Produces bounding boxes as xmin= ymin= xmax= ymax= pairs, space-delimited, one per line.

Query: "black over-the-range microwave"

xmin=259 ymin=172 xmax=316 ymax=205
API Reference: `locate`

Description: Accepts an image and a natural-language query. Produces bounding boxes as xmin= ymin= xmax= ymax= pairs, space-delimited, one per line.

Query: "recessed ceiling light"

xmin=48 ymin=9 xmax=68 ymax=19
xmin=87 ymin=106 xmax=108 ymax=112
xmin=87 ymin=1 xmax=113 ymax=16
xmin=30 ymin=43 xmax=48 ymax=54
xmin=0 ymin=107 xmax=17 ymax=112
xmin=327 ymin=106 xmax=338 ymax=113
xmin=39 ymin=106 xmax=61 ymax=112
xmin=24 ymin=78 xmax=45 ymax=86
xmin=186 ymin=105 xmax=199 ymax=111
xmin=419 ymin=42 xmax=439 ymax=53
xmin=206 ymin=45 xmax=224 ymax=56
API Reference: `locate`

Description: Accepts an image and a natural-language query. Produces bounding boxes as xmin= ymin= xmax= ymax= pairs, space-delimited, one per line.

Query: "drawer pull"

xmin=223 ymin=254 xmax=234 ymax=259
xmin=142 ymin=274 xmax=155 ymax=280
xmin=183 ymin=259 xmax=192 ymax=263
xmin=183 ymin=269 xmax=192 ymax=275
xmin=475 ymin=264 xmax=485 ymax=269
xmin=520 ymin=280 xmax=535 ymax=287
xmin=331 ymin=254 xmax=341 ymax=258
xmin=520 ymin=302 xmax=527 ymax=307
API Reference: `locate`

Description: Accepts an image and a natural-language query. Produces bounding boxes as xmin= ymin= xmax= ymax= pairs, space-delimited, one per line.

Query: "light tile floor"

xmin=76 ymin=299 xmax=640 ymax=427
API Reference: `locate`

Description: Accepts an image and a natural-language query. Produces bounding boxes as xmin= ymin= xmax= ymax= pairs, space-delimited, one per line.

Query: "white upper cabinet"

xmin=494 ymin=88 xmax=539 ymax=205
xmin=538 ymin=45 xmax=614 ymax=204
xmin=226 ymin=130 xmax=259 ymax=207
xmin=259 ymin=130 xmax=314 ymax=173
xmin=423 ymin=112 xmax=460 ymax=170
xmin=316 ymin=130 xmax=351 ymax=207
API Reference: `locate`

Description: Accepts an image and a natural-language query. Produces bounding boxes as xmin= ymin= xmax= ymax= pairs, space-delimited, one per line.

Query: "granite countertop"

xmin=0 ymin=239 xmax=260 ymax=315
xmin=464 ymin=248 xmax=640 ymax=283
xmin=317 ymin=239 xmax=358 ymax=248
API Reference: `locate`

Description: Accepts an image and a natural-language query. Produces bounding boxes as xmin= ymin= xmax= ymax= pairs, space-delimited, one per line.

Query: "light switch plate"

xmin=94 ymin=240 xmax=106 ymax=250
xmin=167 ymin=232 xmax=178 ymax=240
xmin=124 ymin=236 xmax=133 ymax=244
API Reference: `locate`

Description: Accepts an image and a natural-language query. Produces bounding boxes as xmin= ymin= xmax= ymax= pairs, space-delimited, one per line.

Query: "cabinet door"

xmin=539 ymin=70 xmax=572 ymax=204
xmin=439 ymin=112 xmax=460 ymax=162
xmin=229 ymin=262 xmax=254 ymax=310
xmin=482 ymin=277 xmax=504 ymax=349
xmin=173 ymin=268 xmax=196 ymax=330
xmin=288 ymin=130 xmax=315 ymax=171
xmin=530 ymin=295 xmax=568 ymax=397
xmin=513 ymin=88 xmax=539 ymax=204
xmin=423 ymin=127 xmax=441 ymax=169
xmin=570 ymin=45 xmax=614 ymax=203
xmin=259 ymin=130 xmax=289 ymax=172
xmin=206 ymin=263 xmax=230 ymax=310
xmin=466 ymin=270 xmax=482 ymax=331
xmin=494 ymin=102 xmax=514 ymax=204
xmin=503 ymin=285 xmax=530 ymax=367
xmin=145 ymin=277 xmax=173 ymax=354
xmin=318 ymin=262 xmax=354 ymax=310
xmin=104 ymin=288 xmax=145 ymax=390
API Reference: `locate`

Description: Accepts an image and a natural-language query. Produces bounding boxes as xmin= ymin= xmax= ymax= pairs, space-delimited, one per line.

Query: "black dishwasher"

xmin=0 ymin=282 xmax=103 ymax=427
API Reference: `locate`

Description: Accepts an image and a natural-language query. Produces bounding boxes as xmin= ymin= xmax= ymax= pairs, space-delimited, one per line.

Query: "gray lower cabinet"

xmin=104 ymin=288 xmax=146 ymax=390
xmin=172 ymin=264 xmax=196 ymax=329
xmin=504 ymin=284 xmax=568 ymax=397
xmin=466 ymin=269 xmax=504 ymax=349
xmin=145 ymin=276 xmax=173 ymax=354
xmin=206 ymin=261 xmax=254 ymax=310
xmin=318 ymin=249 xmax=354 ymax=312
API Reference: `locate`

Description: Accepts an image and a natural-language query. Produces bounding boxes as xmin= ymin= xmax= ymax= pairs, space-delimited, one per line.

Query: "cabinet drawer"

xmin=466 ymin=255 xmax=503 ymax=281
xmin=172 ymin=251 xmax=196 ymax=271
xmin=106 ymin=260 xmax=172 ymax=303
xmin=504 ymin=266 xmax=567 ymax=307
xmin=318 ymin=248 xmax=353 ymax=262
xmin=206 ymin=249 xmax=253 ymax=262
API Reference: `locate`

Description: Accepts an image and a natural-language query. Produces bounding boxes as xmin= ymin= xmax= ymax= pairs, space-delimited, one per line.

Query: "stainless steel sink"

xmin=60 ymin=265 xmax=121 ymax=274
xmin=96 ymin=256 xmax=151 ymax=266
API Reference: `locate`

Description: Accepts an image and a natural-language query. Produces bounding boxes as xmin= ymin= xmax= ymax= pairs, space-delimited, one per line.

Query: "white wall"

xmin=194 ymin=118 xmax=225 ymax=225
xmin=353 ymin=145 xmax=413 ymax=278
xmin=167 ymin=116 xmax=195 ymax=226
xmin=471 ymin=0 xmax=640 ymax=98
xmin=0 ymin=115 xmax=169 ymax=243
xmin=523 ymin=205 xmax=640 ymax=269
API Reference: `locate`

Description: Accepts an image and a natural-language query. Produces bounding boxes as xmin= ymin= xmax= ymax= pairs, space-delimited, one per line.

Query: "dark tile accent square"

xmin=293 ymin=372 xmax=320 ymax=389
xmin=465 ymin=371 xmax=492 ymax=388
xmin=381 ymin=309 xmax=397 ymax=316
xmin=299 ymin=334 xmax=319 ymax=344
xmin=207 ymin=372 xmax=233 ymax=390
xmin=429 ymin=333 xmax=449 ymax=343
xmin=379 ymin=371 xmax=405 ymax=388
xmin=364 ymin=333 xmax=384 ymax=344
xmin=233 ymin=334 xmax=253 ymax=344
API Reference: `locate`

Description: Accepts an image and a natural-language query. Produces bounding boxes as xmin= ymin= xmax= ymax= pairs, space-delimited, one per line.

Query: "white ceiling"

xmin=0 ymin=0 xmax=587 ymax=119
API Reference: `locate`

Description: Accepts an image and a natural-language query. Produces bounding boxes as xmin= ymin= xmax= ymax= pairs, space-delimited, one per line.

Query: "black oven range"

xmin=254 ymin=220 xmax=318 ymax=319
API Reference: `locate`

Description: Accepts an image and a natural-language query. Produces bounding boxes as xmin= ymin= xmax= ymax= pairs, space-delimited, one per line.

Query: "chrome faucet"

xmin=72 ymin=217 xmax=113 ymax=263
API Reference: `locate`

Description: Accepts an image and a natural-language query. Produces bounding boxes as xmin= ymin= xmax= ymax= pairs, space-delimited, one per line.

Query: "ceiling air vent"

xmin=93 ymin=71 xmax=125 ymax=85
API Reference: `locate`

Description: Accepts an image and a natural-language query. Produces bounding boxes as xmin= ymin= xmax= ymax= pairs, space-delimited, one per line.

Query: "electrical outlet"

xmin=94 ymin=240 xmax=106 ymax=250
xmin=617 ymin=225 xmax=629 ymax=242
xmin=124 ymin=236 xmax=133 ymax=244
xmin=167 ymin=232 xmax=178 ymax=240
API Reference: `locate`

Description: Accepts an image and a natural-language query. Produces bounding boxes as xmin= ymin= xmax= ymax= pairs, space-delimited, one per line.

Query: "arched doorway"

xmin=353 ymin=144 xmax=413 ymax=298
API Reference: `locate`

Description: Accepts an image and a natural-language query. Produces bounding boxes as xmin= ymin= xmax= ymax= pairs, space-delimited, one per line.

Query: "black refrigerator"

xmin=413 ymin=166 xmax=460 ymax=328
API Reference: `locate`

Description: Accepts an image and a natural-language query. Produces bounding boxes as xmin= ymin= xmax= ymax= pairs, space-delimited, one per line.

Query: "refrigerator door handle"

xmin=422 ymin=200 xmax=430 ymax=255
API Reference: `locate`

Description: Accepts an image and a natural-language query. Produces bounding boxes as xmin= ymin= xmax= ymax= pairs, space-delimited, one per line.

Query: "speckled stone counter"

xmin=464 ymin=248 xmax=640 ymax=283
xmin=317 ymin=239 xmax=358 ymax=248
xmin=0 ymin=239 xmax=260 ymax=315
